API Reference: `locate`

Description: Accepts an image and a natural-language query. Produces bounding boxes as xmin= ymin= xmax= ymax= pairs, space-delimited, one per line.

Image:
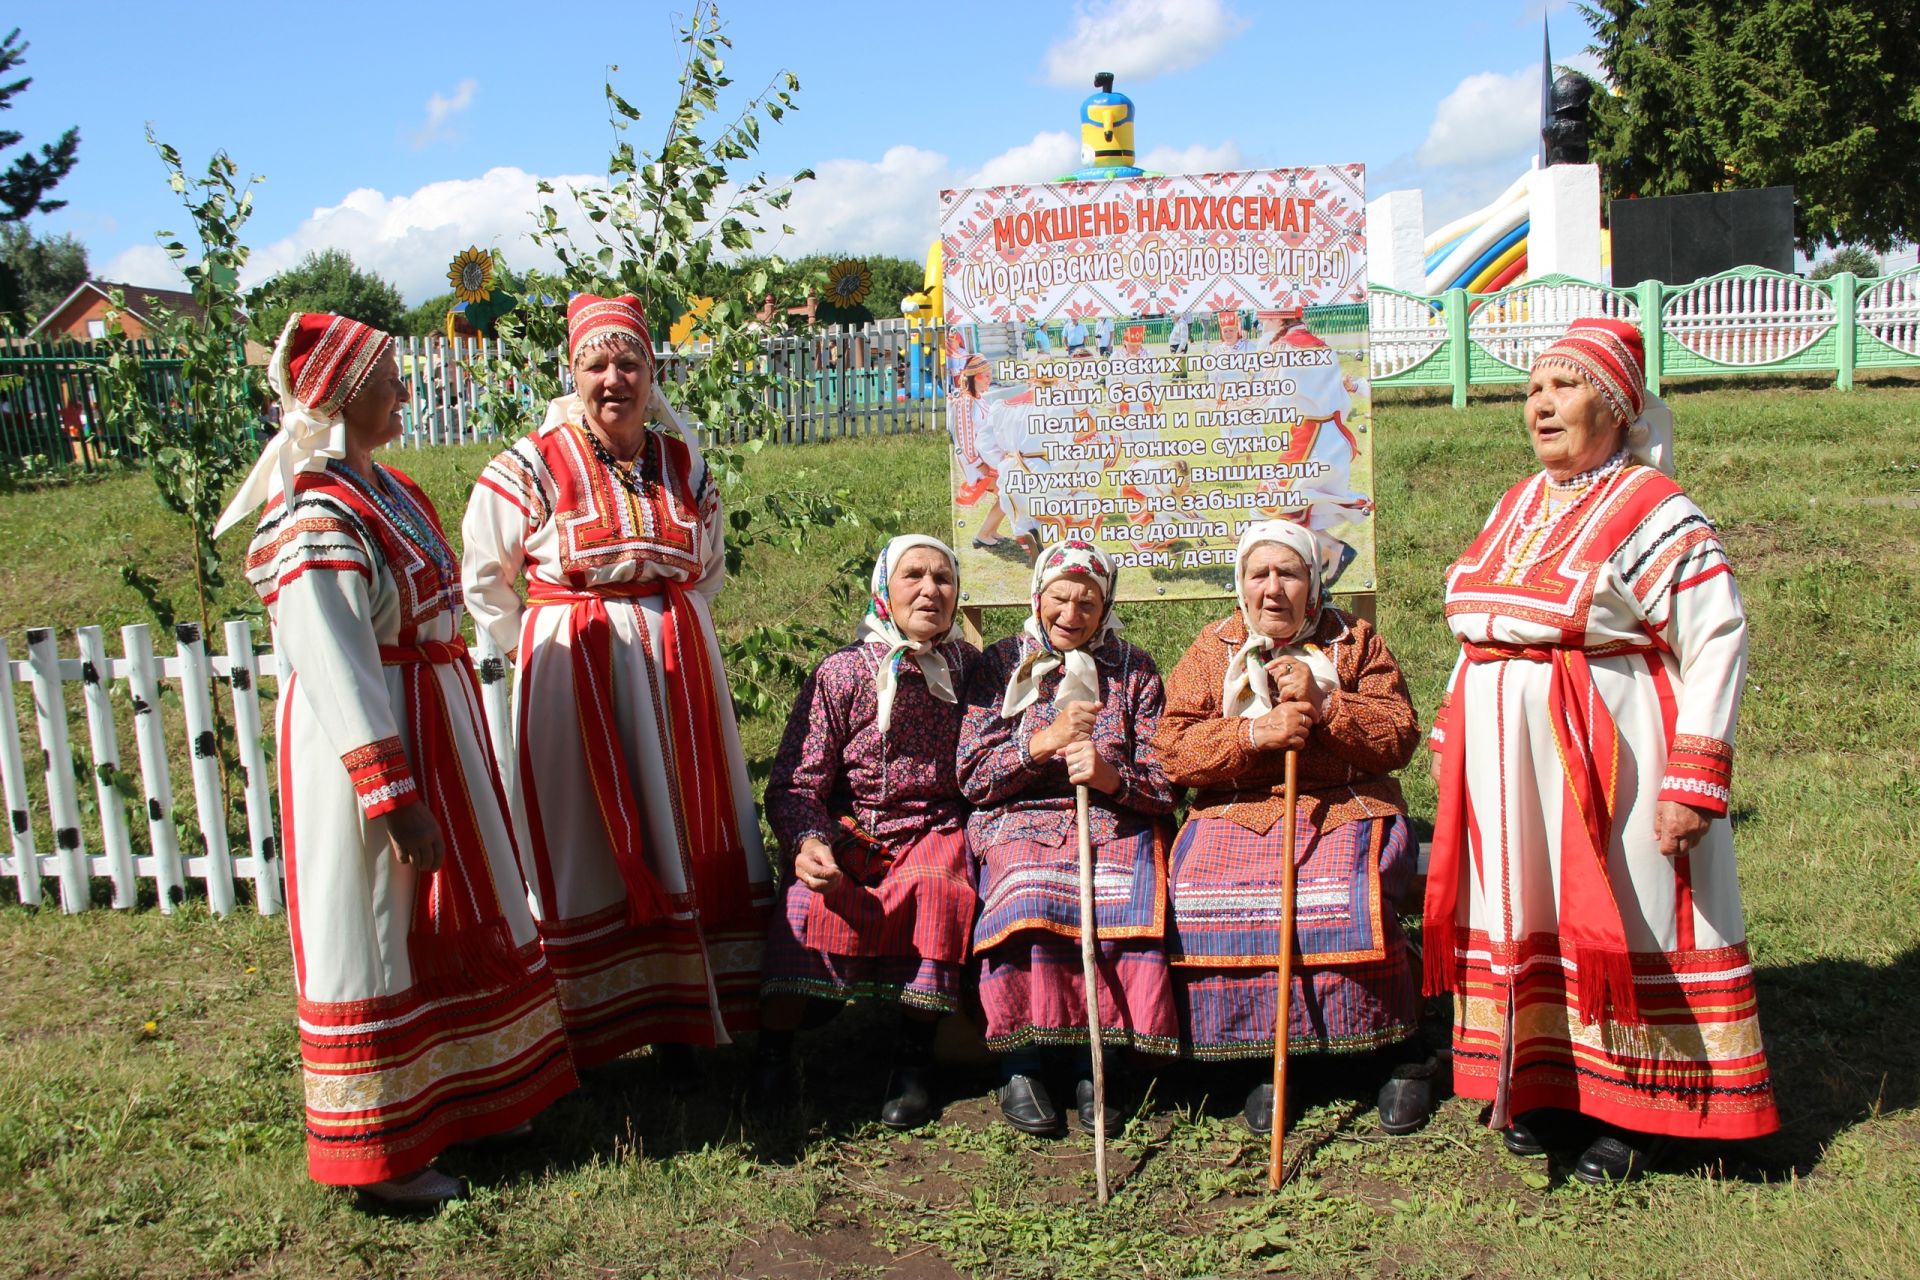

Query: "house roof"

xmin=27 ymin=280 xmax=207 ymax=338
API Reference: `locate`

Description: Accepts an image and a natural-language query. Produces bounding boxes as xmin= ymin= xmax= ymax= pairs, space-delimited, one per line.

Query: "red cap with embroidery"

xmin=1534 ymin=316 xmax=1646 ymax=422
xmin=568 ymin=293 xmax=652 ymax=359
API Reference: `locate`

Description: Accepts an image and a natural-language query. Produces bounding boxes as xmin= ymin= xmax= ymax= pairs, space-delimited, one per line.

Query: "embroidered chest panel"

xmin=1444 ymin=466 xmax=1668 ymax=633
xmin=302 ymin=470 xmax=459 ymax=639
xmin=538 ymin=424 xmax=703 ymax=577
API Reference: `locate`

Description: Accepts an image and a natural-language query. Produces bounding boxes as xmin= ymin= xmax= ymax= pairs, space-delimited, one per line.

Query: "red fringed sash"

xmin=378 ymin=639 xmax=526 ymax=995
xmin=524 ymin=579 xmax=754 ymax=929
xmin=1422 ymin=639 xmax=1653 ymax=1025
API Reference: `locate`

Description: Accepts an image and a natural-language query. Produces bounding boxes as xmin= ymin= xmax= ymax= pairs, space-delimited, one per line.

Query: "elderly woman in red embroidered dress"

xmin=1423 ymin=317 xmax=1780 ymax=1184
xmin=222 ymin=313 xmax=577 ymax=1208
xmin=462 ymin=295 xmax=771 ymax=1071
xmin=1153 ymin=520 xmax=1431 ymax=1138
xmin=958 ymin=541 xmax=1177 ymax=1137
xmin=748 ymin=535 xmax=980 ymax=1129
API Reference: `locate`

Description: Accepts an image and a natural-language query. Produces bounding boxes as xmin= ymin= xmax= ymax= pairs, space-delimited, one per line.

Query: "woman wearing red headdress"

xmin=1423 ymin=318 xmax=1779 ymax=1183
xmin=462 ymin=295 xmax=772 ymax=1072
xmin=222 ymin=313 xmax=577 ymax=1207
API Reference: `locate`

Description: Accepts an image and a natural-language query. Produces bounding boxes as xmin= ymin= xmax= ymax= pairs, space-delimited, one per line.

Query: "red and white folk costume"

xmin=462 ymin=295 xmax=771 ymax=1067
xmin=235 ymin=313 xmax=576 ymax=1187
xmin=1423 ymin=319 xmax=1779 ymax=1141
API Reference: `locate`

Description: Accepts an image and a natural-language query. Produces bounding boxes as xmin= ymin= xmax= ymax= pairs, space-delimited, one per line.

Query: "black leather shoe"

xmin=1243 ymin=1082 xmax=1275 ymax=1136
xmin=998 ymin=1073 xmax=1062 ymax=1135
xmin=1573 ymin=1133 xmax=1656 ymax=1185
xmin=654 ymin=1041 xmax=699 ymax=1096
xmin=1074 ymin=1077 xmax=1125 ymax=1137
xmin=1501 ymin=1115 xmax=1547 ymax=1158
xmin=1376 ymin=1059 xmax=1436 ymax=1135
xmin=743 ymin=1048 xmax=793 ymax=1126
xmin=879 ymin=1065 xmax=934 ymax=1129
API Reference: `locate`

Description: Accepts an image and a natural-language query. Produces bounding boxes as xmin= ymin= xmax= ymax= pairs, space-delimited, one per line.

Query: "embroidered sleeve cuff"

xmin=1661 ymin=734 xmax=1733 ymax=815
xmin=343 ymin=736 xmax=417 ymax=818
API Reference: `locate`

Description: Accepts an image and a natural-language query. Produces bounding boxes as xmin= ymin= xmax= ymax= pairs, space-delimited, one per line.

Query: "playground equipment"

xmin=898 ymin=240 xmax=945 ymax=399
xmin=1068 ymin=72 xmax=1144 ymax=180
xmin=1370 ymin=164 xmax=1608 ymax=297
xmin=1421 ymin=171 xmax=1532 ymax=295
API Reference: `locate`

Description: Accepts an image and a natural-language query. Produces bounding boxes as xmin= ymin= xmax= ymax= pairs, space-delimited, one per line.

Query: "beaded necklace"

xmin=579 ymin=423 xmax=658 ymax=501
xmin=1497 ymin=449 xmax=1630 ymax=579
xmin=326 ymin=461 xmax=459 ymax=597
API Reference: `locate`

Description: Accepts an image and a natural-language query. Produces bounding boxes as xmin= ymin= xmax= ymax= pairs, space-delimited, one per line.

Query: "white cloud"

xmin=772 ymin=145 xmax=954 ymax=260
xmin=411 ymin=79 xmax=478 ymax=148
xmin=964 ymin=133 xmax=1079 ymax=188
xmin=766 ymin=132 xmax=1246 ymax=263
xmin=241 ymin=166 xmax=597 ymax=302
xmin=1139 ymin=141 xmax=1243 ymax=174
xmin=110 ymin=132 xmax=1246 ymax=305
xmin=1042 ymin=0 xmax=1248 ymax=88
xmin=1417 ymin=67 xmax=1541 ymax=169
xmin=1417 ymin=51 xmax=1608 ymax=171
xmin=98 ymin=243 xmax=183 ymax=291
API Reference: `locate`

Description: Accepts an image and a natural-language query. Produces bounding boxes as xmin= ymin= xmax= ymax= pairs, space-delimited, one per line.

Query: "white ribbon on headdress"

xmin=1222 ymin=521 xmax=1340 ymax=719
xmin=213 ymin=314 xmax=352 ymax=537
xmin=999 ymin=542 xmax=1119 ymax=717
xmin=1625 ymin=394 xmax=1674 ymax=477
xmin=856 ymin=534 xmax=962 ymax=734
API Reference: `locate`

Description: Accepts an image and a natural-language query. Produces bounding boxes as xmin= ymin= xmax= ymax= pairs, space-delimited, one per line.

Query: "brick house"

xmin=26 ymin=280 xmax=205 ymax=341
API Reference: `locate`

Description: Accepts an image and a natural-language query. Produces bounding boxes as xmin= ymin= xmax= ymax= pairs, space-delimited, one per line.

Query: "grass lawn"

xmin=1 ymin=375 xmax=1918 ymax=1277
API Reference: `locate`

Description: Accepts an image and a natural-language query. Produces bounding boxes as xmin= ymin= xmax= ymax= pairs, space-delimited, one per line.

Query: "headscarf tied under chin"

xmin=1000 ymin=540 xmax=1120 ymax=718
xmin=214 ymin=311 xmax=394 ymax=537
xmin=856 ymin=534 xmax=963 ymax=734
xmin=1222 ymin=521 xmax=1339 ymax=719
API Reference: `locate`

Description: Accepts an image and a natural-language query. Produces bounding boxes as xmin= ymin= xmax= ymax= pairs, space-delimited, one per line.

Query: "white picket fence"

xmin=0 ymin=620 xmax=513 ymax=916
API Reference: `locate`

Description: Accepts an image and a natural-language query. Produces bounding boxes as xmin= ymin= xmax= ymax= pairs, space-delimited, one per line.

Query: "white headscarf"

xmin=1625 ymin=394 xmax=1674 ymax=477
xmin=1222 ymin=521 xmax=1340 ymax=719
xmin=856 ymin=534 xmax=963 ymax=734
xmin=1000 ymin=540 xmax=1120 ymax=717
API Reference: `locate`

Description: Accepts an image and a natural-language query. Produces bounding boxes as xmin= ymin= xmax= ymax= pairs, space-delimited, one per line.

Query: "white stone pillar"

xmin=1366 ymin=189 xmax=1427 ymax=291
xmin=1528 ymin=163 xmax=1602 ymax=282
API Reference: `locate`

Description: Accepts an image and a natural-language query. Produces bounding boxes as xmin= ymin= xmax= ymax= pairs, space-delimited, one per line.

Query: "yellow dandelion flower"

xmin=448 ymin=247 xmax=495 ymax=303
xmin=142 ymin=1020 xmax=157 ymax=1033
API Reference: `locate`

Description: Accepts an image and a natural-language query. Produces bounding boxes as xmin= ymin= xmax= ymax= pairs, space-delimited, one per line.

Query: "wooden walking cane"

xmin=1075 ymin=783 xmax=1110 ymax=1204
xmin=1268 ymin=749 xmax=1300 ymax=1191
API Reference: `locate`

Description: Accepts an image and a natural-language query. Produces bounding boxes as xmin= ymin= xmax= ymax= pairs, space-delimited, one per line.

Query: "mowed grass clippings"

xmin=0 ymin=378 xmax=1915 ymax=1278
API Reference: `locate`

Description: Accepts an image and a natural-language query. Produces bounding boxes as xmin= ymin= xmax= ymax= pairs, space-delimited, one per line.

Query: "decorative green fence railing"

xmin=1369 ymin=266 xmax=1920 ymax=406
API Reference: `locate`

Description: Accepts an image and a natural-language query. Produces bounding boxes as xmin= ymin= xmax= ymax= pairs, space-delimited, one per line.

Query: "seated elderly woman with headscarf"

xmin=958 ymin=542 xmax=1177 ymax=1136
xmin=1153 ymin=521 xmax=1431 ymax=1137
xmin=749 ymin=536 xmax=980 ymax=1129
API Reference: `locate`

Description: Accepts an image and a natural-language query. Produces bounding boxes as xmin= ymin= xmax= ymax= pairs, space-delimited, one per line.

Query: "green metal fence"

xmin=0 ymin=338 xmax=188 ymax=469
xmin=1369 ymin=265 xmax=1920 ymax=406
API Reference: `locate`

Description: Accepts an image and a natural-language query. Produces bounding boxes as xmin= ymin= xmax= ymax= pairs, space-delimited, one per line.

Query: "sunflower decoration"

xmin=825 ymin=258 xmax=872 ymax=309
xmin=448 ymin=247 xmax=495 ymax=303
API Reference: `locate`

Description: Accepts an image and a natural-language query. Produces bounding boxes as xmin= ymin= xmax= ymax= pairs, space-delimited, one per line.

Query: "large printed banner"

xmin=941 ymin=166 xmax=1374 ymax=606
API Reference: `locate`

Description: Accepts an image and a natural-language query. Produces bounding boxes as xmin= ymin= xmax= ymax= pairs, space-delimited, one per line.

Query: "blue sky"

xmin=10 ymin=0 xmax=1605 ymax=303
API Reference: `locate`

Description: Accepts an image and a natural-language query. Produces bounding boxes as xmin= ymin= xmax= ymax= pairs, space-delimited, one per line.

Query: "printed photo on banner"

xmin=941 ymin=166 xmax=1375 ymax=606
